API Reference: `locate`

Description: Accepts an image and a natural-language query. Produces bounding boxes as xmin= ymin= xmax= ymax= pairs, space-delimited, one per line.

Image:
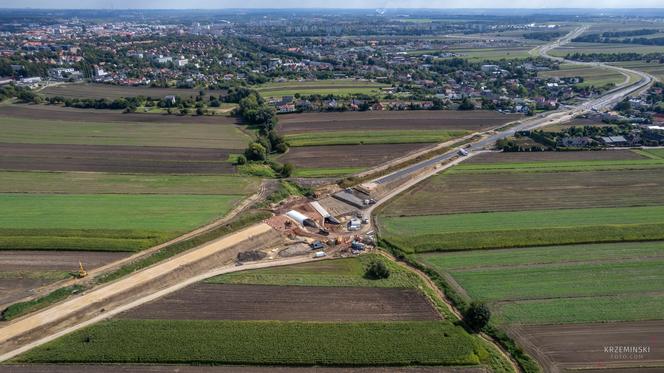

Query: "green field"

xmin=13 ymin=319 xmax=483 ymax=366
xmin=0 ymin=194 xmax=240 ymax=251
xmin=550 ymin=42 xmax=664 ymax=57
xmin=285 ymin=129 xmax=470 ymax=147
xmin=256 ymin=79 xmax=389 ymax=97
xmin=208 ymin=254 xmax=423 ymax=288
xmin=611 ymin=61 xmax=664 ymax=82
xmin=0 ymin=117 xmax=249 ymax=149
xmin=291 ymin=166 xmax=365 ymax=178
xmin=539 ymin=63 xmax=625 ymax=88
xmin=639 ymin=148 xmax=664 ymax=159
xmin=416 ymin=241 xmax=664 ymax=324
xmin=450 ymin=158 xmax=664 ymax=173
xmin=379 ymin=205 xmax=664 ymax=252
xmin=0 ymin=171 xmax=259 ymax=195
xmin=447 ymin=47 xmax=533 ymax=61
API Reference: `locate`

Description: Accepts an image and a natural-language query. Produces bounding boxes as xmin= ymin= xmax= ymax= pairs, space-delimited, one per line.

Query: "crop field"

xmin=1 ymin=365 xmax=492 ymax=373
xmin=256 ymin=79 xmax=389 ymax=97
xmin=1 ymin=143 xmax=241 ymax=174
xmin=0 ymin=116 xmax=249 ymax=149
xmin=279 ymin=143 xmax=426 ymax=172
xmin=13 ymin=319 xmax=484 ymax=366
xmin=0 ymin=194 xmax=240 ymax=252
xmin=467 ymin=150 xmax=645 ymax=163
xmin=416 ymin=241 xmax=664 ymax=325
xmin=0 ymin=250 xmax=130 ymax=307
xmin=275 ymin=111 xmax=518 ymax=176
xmin=447 ymin=47 xmax=533 ymax=61
xmin=379 ymin=205 xmax=664 ymax=252
xmin=277 ymin=111 xmax=517 ymax=134
xmin=382 ymin=168 xmax=664 ymax=216
xmin=538 ymin=64 xmax=625 ymax=87
xmin=0 ymin=104 xmax=240 ymax=124
xmin=549 ymin=42 xmax=664 ymax=57
xmin=284 ymin=129 xmax=469 ymax=147
xmin=612 ymin=61 xmax=664 ymax=82
xmin=119 ymin=283 xmax=441 ymax=321
xmin=208 ymin=254 xmax=423 ymax=288
xmin=510 ymin=321 xmax=664 ymax=372
xmin=0 ymin=172 xmax=259 ymax=195
xmin=40 ymin=83 xmax=228 ymax=100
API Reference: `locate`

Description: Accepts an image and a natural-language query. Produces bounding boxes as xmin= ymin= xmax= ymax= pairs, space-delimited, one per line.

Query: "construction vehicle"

xmin=76 ymin=261 xmax=88 ymax=278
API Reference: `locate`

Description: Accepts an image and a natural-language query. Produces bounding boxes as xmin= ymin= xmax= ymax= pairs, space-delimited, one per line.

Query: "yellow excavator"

xmin=76 ymin=261 xmax=88 ymax=278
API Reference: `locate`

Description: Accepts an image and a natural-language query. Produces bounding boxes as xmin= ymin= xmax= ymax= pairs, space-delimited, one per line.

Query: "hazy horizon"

xmin=3 ymin=1 xmax=664 ymax=10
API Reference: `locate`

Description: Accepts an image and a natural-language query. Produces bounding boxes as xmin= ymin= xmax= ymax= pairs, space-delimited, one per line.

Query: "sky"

xmin=2 ymin=0 xmax=663 ymax=9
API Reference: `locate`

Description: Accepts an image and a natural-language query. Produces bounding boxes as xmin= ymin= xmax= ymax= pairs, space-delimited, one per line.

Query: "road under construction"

xmin=0 ymin=26 xmax=655 ymax=364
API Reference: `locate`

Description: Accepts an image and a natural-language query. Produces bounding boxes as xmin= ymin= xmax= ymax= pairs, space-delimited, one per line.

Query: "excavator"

xmin=76 ymin=261 xmax=88 ymax=278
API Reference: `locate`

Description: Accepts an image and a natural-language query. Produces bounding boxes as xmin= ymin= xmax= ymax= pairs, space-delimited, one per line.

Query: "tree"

xmin=458 ymin=98 xmax=475 ymax=111
xmin=244 ymin=142 xmax=267 ymax=162
xmin=464 ymin=302 xmax=491 ymax=332
xmin=235 ymin=154 xmax=247 ymax=165
xmin=365 ymin=260 xmax=390 ymax=280
xmin=279 ymin=163 xmax=294 ymax=178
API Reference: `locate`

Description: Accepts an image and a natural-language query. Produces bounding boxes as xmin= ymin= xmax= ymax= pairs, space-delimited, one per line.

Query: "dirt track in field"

xmin=0 ymin=104 xmax=240 ymax=125
xmin=510 ymin=321 xmax=664 ymax=373
xmin=2 ymin=365 xmax=489 ymax=373
xmin=0 ymin=143 xmax=236 ymax=173
xmin=467 ymin=150 xmax=646 ymax=163
xmin=276 ymin=110 xmax=520 ymax=133
xmin=119 ymin=283 xmax=441 ymax=321
xmin=279 ymin=143 xmax=431 ymax=168
xmin=383 ymin=167 xmax=664 ymax=216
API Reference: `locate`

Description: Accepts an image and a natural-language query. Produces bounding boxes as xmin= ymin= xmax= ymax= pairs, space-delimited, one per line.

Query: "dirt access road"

xmin=0 ymin=223 xmax=308 ymax=361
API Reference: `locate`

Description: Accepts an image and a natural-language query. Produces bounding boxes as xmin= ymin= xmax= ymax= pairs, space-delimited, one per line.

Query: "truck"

xmin=457 ymin=148 xmax=469 ymax=156
xmin=314 ymin=251 xmax=326 ymax=258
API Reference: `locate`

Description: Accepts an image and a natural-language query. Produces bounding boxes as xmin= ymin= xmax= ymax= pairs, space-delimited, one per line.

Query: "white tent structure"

xmin=286 ymin=210 xmax=317 ymax=228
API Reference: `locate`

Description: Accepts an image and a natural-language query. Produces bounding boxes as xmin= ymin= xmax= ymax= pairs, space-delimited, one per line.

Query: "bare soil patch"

xmin=383 ymin=168 xmax=664 ymax=216
xmin=279 ymin=143 xmax=431 ymax=168
xmin=119 ymin=283 xmax=441 ymax=321
xmin=511 ymin=321 xmax=664 ymax=372
xmin=0 ymin=143 xmax=236 ymax=174
xmin=0 ymin=250 xmax=130 ymax=272
xmin=2 ymin=365 xmax=489 ymax=373
xmin=467 ymin=150 xmax=645 ymax=164
xmin=277 ymin=110 xmax=519 ymax=134
xmin=0 ymin=251 xmax=130 ymax=308
xmin=0 ymin=104 xmax=240 ymax=125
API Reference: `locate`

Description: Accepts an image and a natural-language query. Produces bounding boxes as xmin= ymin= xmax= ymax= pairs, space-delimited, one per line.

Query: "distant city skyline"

xmin=3 ymin=0 xmax=664 ymax=9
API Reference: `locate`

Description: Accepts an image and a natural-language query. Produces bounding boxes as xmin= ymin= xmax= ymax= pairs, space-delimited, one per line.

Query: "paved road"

xmin=375 ymin=26 xmax=653 ymax=186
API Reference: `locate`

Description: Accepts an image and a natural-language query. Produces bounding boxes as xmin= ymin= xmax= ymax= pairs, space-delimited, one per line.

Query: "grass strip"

xmin=285 ymin=130 xmax=469 ymax=147
xmin=1 ymin=285 xmax=85 ymax=321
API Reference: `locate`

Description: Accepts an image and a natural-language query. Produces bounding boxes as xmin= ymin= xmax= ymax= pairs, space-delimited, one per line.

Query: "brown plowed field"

xmin=0 ymin=143 xmax=236 ymax=174
xmin=467 ymin=150 xmax=645 ymax=163
xmin=276 ymin=111 xmax=519 ymax=134
xmin=41 ymin=84 xmax=228 ymax=100
xmin=0 ymin=104 xmax=240 ymax=125
xmin=0 ymin=250 xmax=130 ymax=272
xmin=0 ymin=251 xmax=130 ymax=308
xmin=2 ymin=365 xmax=489 ymax=373
xmin=119 ymin=283 xmax=441 ymax=321
xmin=279 ymin=143 xmax=430 ymax=168
xmin=383 ymin=168 xmax=664 ymax=216
xmin=511 ymin=321 xmax=664 ymax=372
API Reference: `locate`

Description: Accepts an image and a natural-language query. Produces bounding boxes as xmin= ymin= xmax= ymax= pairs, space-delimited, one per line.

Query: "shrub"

xmin=464 ymin=302 xmax=491 ymax=332
xmin=365 ymin=260 xmax=390 ymax=279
